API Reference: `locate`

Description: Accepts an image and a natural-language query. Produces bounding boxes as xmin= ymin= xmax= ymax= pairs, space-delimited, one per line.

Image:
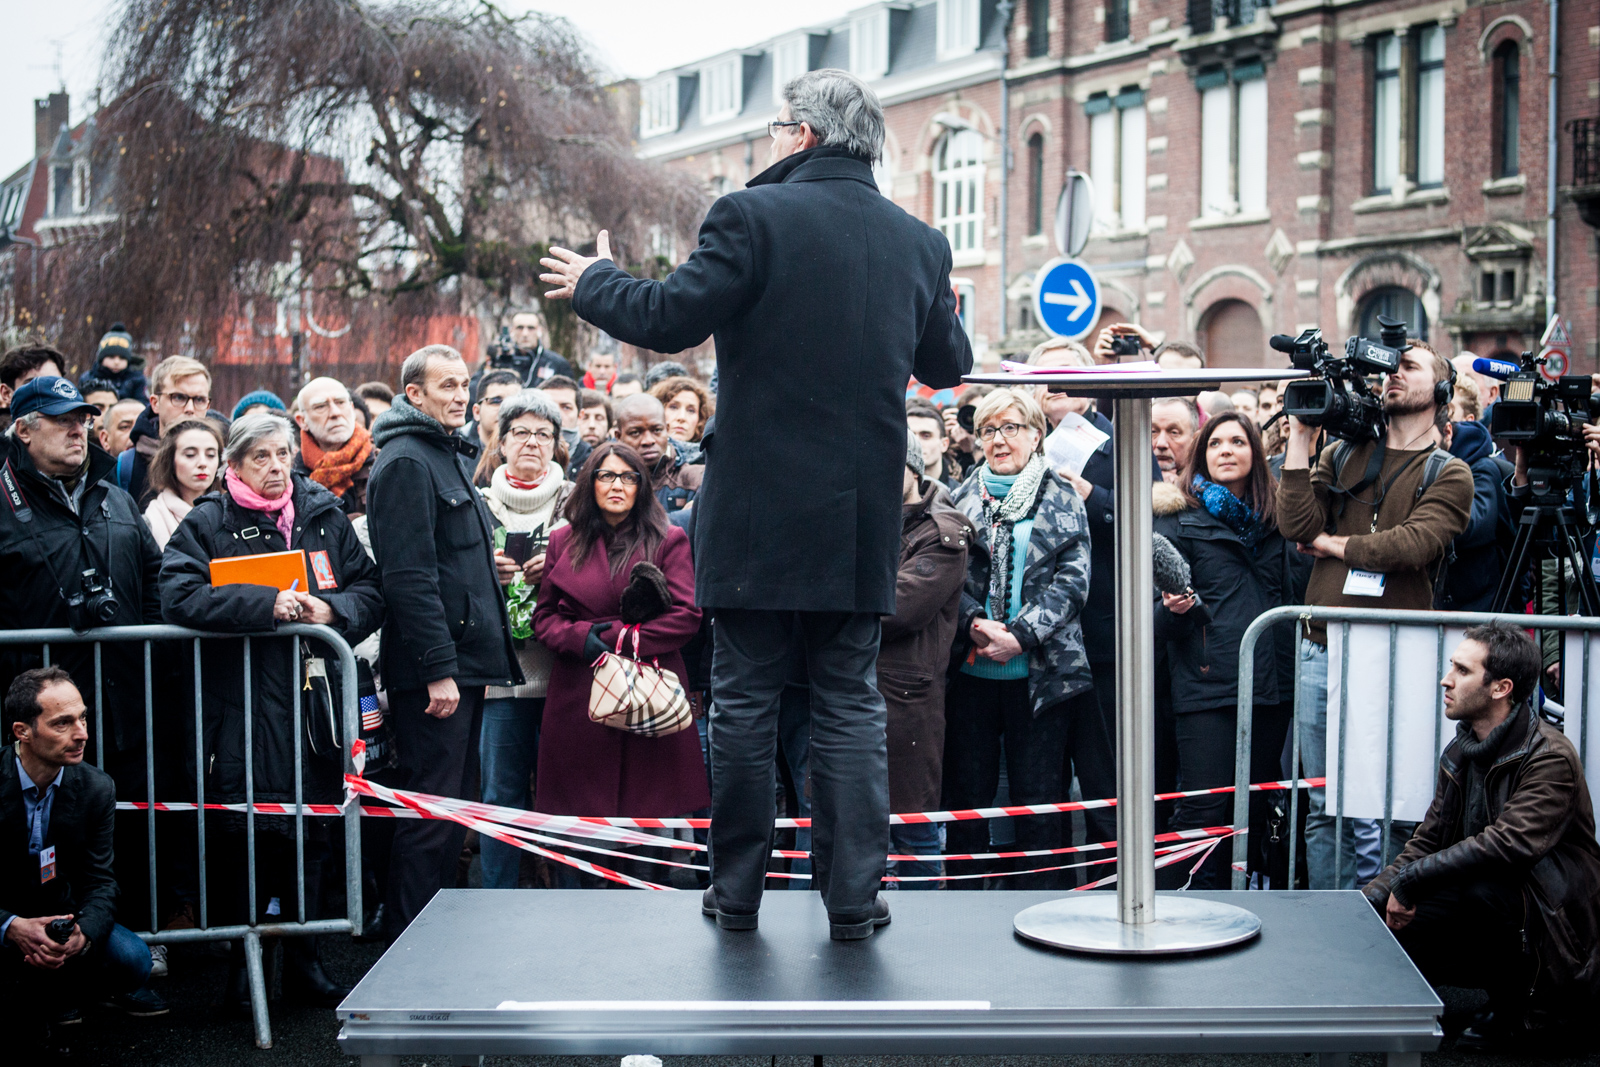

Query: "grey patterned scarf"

xmin=978 ymin=455 xmax=1049 ymax=622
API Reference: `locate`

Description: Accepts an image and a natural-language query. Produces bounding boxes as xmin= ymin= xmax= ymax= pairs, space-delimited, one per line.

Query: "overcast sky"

xmin=3 ymin=1 xmax=860 ymax=179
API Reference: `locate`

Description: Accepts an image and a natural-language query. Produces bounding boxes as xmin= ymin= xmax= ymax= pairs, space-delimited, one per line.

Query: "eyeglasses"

xmin=768 ymin=120 xmax=803 ymax=138
xmin=44 ymin=412 xmax=95 ymax=430
xmin=504 ymin=427 xmax=555 ymax=446
xmin=978 ymin=422 xmax=1029 ymax=442
xmin=481 ymin=395 xmax=507 ymax=407
xmin=595 ymin=470 xmax=643 ymax=487
xmin=163 ymin=391 xmax=210 ymax=410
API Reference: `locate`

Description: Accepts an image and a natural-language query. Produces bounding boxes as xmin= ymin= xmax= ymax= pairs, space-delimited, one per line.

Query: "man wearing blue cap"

xmin=0 ymin=377 xmax=165 ymax=985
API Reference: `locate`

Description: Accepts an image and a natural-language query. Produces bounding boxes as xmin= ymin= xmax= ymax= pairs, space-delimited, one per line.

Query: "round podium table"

xmin=963 ymin=367 xmax=1306 ymax=954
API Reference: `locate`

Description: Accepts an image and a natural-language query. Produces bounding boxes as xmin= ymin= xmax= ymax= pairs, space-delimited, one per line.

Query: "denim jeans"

xmin=0 ymin=922 xmax=151 ymax=1007
xmin=1296 ymin=638 xmax=1388 ymax=889
xmin=887 ymin=823 xmax=943 ymax=889
xmin=478 ymin=696 xmax=543 ymax=890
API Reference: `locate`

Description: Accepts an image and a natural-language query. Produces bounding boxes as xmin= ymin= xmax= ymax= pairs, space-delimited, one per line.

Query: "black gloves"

xmin=584 ymin=622 xmax=614 ymax=662
xmin=619 ymin=562 xmax=671 ymax=625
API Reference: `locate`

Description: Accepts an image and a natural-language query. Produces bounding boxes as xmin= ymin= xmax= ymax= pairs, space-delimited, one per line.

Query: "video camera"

xmin=486 ymin=326 xmax=535 ymax=378
xmin=1270 ymin=315 xmax=1408 ymax=444
xmin=1479 ymin=352 xmax=1598 ymax=501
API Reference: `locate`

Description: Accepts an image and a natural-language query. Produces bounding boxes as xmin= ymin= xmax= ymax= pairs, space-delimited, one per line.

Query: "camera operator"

xmin=1365 ymin=626 xmax=1600 ymax=1049
xmin=1277 ymin=339 xmax=1473 ymax=890
xmin=475 ymin=311 xmax=574 ymax=399
xmin=4 ymin=669 xmax=166 ymax=1052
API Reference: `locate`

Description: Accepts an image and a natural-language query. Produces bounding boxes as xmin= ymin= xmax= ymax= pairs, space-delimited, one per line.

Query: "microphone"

xmin=1472 ymin=357 xmax=1521 ymax=381
xmin=1152 ymin=533 xmax=1213 ymax=626
xmin=1269 ymin=334 xmax=1297 ymax=354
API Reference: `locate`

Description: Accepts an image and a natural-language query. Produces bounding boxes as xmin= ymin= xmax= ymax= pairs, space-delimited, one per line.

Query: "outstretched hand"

xmin=539 ymin=230 xmax=613 ymax=300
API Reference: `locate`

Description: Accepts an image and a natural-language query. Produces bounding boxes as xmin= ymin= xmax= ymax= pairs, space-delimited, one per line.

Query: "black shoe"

xmin=50 ymin=1006 xmax=83 ymax=1026
xmin=102 ymin=987 xmax=169 ymax=1017
xmin=828 ymin=897 xmax=891 ymax=941
xmin=701 ymin=886 xmax=758 ymax=931
xmin=282 ymin=940 xmax=351 ymax=1008
xmin=354 ymin=902 xmax=386 ymax=942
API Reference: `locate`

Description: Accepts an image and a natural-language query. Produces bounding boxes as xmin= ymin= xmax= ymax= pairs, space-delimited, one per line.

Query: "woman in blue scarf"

xmin=1153 ymin=410 xmax=1292 ymax=888
xmin=946 ymin=388 xmax=1109 ymax=888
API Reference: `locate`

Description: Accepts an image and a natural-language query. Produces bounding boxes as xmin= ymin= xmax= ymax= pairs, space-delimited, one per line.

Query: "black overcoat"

xmin=572 ymin=146 xmax=972 ymax=614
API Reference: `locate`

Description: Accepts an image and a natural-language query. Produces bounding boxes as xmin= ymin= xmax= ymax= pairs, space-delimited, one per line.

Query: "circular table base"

xmin=1014 ymin=894 xmax=1261 ymax=956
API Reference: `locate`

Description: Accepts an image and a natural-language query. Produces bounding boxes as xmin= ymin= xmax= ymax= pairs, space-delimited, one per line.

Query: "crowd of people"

xmin=1 ymin=308 xmax=1597 ymax=1051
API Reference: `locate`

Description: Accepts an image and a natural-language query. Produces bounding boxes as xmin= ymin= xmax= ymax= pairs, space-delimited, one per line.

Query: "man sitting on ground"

xmin=2 ymin=668 xmax=166 ymax=1051
xmin=1364 ymin=625 xmax=1600 ymax=1047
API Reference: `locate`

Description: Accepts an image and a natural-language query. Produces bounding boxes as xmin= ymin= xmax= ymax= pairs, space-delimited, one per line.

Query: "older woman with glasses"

xmin=160 ymin=410 xmax=383 ymax=1009
xmin=944 ymin=387 xmax=1114 ymax=888
xmin=478 ymin=390 xmax=573 ymax=889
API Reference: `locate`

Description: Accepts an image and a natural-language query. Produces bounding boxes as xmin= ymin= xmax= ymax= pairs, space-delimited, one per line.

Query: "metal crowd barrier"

xmin=0 ymin=623 xmax=362 ymax=1049
xmin=1231 ymin=606 xmax=1600 ymax=891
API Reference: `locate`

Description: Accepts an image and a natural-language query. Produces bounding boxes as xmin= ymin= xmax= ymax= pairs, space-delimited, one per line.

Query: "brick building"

xmin=633 ymin=0 xmax=1597 ymax=377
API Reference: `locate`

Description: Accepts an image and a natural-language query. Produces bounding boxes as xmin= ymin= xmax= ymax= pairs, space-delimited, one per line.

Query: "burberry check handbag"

xmin=587 ymin=624 xmax=694 ymax=737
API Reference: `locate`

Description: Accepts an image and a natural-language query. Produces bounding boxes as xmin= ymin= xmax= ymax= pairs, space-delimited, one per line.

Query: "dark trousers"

xmin=383 ymin=685 xmax=484 ymax=941
xmin=1171 ymin=703 xmax=1291 ymax=889
xmin=1394 ymin=876 xmax=1531 ymax=1008
xmin=942 ymin=675 xmax=1113 ymax=888
xmin=1 ymin=921 xmax=151 ymax=1022
xmin=709 ymin=609 xmax=888 ymax=919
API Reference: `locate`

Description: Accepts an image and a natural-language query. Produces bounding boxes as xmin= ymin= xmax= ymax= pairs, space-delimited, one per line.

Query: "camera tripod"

xmin=1489 ymin=501 xmax=1600 ymax=617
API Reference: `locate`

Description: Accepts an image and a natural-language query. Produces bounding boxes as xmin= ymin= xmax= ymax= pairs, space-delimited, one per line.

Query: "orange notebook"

xmin=209 ymin=550 xmax=308 ymax=591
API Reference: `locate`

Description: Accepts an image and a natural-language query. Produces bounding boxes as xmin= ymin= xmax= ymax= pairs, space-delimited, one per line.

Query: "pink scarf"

xmin=224 ymin=468 xmax=296 ymax=544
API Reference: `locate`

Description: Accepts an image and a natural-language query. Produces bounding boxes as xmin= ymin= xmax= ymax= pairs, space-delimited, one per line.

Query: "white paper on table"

xmin=1043 ymin=412 xmax=1109 ymax=478
xmin=1325 ymin=623 xmax=1465 ymax=821
xmin=1560 ymin=630 xmax=1600 ymax=801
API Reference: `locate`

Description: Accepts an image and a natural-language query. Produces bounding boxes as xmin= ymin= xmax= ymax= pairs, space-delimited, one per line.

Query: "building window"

xmin=1478 ymin=266 xmax=1520 ymax=307
xmin=772 ymin=35 xmax=809 ymax=105
xmin=937 ymin=0 xmax=980 ymax=59
xmin=936 ymin=129 xmax=985 ymax=254
xmin=700 ymin=57 xmax=742 ymax=124
xmin=1087 ymin=90 xmax=1145 ymax=233
xmin=1494 ymin=40 xmax=1520 ymax=178
xmin=851 ymin=9 xmax=890 ymax=81
xmin=1026 ymin=0 xmax=1050 ymax=57
xmin=1198 ymin=63 xmax=1267 ymax=218
xmin=71 ymin=157 xmax=92 ymax=215
xmin=648 ymin=225 xmax=677 ymax=264
xmin=640 ymin=77 xmax=679 ymax=138
xmin=1027 ymin=133 xmax=1045 ymax=235
xmin=1358 ymin=286 xmax=1428 ymax=340
xmin=1372 ymin=27 xmax=1446 ymax=194
xmin=1105 ymin=0 xmax=1129 ymax=43
xmin=52 ymin=165 xmax=71 ymax=218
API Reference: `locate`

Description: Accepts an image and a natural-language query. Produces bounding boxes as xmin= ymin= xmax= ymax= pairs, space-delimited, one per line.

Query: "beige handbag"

xmin=588 ymin=625 xmax=694 ymax=738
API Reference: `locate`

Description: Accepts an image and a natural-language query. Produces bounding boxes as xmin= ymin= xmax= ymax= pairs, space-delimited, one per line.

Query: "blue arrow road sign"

xmin=1032 ymin=257 xmax=1101 ymax=341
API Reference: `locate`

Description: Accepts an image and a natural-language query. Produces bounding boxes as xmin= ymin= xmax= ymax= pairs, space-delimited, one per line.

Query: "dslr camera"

xmin=486 ymin=326 xmax=535 ymax=378
xmin=1272 ymin=315 xmax=1408 ymax=444
xmin=1486 ymin=351 xmax=1599 ymax=501
xmin=1109 ymin=331 xmax=1143 ymax=358
xmin=67 ymin=568 xmax=119 ymax=632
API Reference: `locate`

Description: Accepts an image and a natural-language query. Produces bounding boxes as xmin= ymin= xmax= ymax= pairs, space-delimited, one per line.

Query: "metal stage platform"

xmin=338 ymin=888 xmax=1442 ymax=1065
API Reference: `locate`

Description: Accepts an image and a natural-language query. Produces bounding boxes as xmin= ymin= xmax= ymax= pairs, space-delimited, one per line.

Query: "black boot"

xmin=282 ymin=937 xmax=350 ymax=1007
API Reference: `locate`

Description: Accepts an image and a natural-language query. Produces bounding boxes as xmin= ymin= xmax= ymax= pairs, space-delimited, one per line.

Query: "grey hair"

xmin=782 ymin=69 xmax=885 ymax=164
xmin=497 ymin=389 xmax=565 ymax=442
xmin=5 ymin=412 xmax=40 ymax=438
xmin=400 ymin=344 xmax=464 ymax=391
xmin=225 ymin=410 xmax=294 ymax=466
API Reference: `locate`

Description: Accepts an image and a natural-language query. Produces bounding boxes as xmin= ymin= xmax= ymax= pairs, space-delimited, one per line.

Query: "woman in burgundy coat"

xmin=532 ymin=441 xmax=708 ymax=817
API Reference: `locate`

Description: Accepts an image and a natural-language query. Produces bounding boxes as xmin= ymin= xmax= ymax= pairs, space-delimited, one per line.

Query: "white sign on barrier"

xmin=1559 ymin=631 xmax=1600 ymax=802
xmin=1326 ymin=624 xmax=1468 ymax=821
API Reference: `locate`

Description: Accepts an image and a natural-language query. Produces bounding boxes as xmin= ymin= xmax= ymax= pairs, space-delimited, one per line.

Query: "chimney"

xmin=34 ymin=92 xmax=69 ymax=158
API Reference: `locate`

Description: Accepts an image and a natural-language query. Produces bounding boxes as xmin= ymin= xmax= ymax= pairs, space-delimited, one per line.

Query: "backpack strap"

xmin=1416 ymin=448 xmax=1452 ymax=499
xmin=115 ymin=449 xmax=133 ymax=493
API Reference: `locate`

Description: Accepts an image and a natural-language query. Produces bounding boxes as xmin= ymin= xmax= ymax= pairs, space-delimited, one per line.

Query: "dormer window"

xmin=937 ymin=0 xmax=980 ymax=59
xmin=850 ymin=8 xmax=890 ymax=81
xmin=640 ymin=76 xmax=679 ymax=139
xmin=700 ymin=56 xmax=742 ymax=125
xmin=72 ymin=157 xmax=92 ymax=214
xmin=772 ymin=35 xmax=810 ymax=105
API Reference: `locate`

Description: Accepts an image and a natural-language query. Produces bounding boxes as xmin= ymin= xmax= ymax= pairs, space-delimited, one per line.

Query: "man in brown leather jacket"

xmin=1364 ymin=624 xmax=1600 ymax=1045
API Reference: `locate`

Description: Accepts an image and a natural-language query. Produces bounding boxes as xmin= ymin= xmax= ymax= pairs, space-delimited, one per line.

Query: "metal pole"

xmin=996 ymin=0 xmax=1013 ymax=346
xmin=1112 ymin=395 xmax=1154 ymax=925
xmin=1545 ymin=0 xmax=1559 ymax=329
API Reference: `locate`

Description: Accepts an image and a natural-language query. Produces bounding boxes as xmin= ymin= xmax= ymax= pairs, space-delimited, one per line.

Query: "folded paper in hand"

xmin=1044 ymin=412 xmax=1110 ymax=477
xmin=209 ymin=550 xmax=308 ymax=591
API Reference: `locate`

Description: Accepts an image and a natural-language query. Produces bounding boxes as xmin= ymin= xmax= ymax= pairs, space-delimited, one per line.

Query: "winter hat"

xmin=232 ymin=390 xmax=287 ymax=421
xmin=905 ymin=433 xmax=925 ymax=479
xmin=97 ymin=322 xmax=142 ymax=368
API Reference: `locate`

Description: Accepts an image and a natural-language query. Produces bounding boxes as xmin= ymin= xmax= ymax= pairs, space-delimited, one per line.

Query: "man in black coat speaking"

xmin=542 ymin=69 xmax=971 ymax=938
